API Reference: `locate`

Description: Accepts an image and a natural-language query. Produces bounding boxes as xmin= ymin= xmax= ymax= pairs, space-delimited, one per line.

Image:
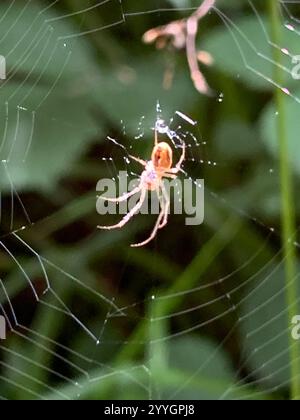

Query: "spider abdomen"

xmin=152 ymin=142 xmax=173 ymax=171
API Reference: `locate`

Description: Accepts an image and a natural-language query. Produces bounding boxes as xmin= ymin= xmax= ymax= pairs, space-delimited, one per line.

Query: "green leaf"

xmin=239 ymin=264 xmax=293 ymax=389
xmin=89 ymin=56 xmax=200 ymax=133
xmin=0 ymin=2 xmax=99 ymax=82
xmin=214 ymin=119 xmax=262 ymax=159
xmin=0 ymin=1 xmax=103 ymax=191
xmin=166 ymin=335 xmax=236 ymax=399
xmin=203 ymin=15 xmax=298 ymax=90
xmin=169 ymin=335 xmax=234 ymax=379
xmin=0 ymin=2 xmax=200 ymax=192
xmin=0 ymin=83 xmax=100 ymax=191
xmin=260 ymin=90 xmax=300 ymax=177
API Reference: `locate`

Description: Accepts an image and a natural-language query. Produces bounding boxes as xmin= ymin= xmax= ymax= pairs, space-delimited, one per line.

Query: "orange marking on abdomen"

xmin=152 ymin=142 xmax=173 ymax=170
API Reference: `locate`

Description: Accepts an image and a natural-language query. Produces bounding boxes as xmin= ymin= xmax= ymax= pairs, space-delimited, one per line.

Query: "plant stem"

xmin=268 ymin=0 xmax=299 ymax=400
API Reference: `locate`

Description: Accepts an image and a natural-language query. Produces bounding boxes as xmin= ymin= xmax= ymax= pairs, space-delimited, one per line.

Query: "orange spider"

xmin=98 ymin=131 xmax=185 ymax=247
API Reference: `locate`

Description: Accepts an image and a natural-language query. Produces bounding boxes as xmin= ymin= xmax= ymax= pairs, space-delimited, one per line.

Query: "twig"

xmin=143 ymin=0 xmax=215 ymax=95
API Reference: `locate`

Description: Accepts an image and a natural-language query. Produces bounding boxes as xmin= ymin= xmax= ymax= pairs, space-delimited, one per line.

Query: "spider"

xmin=98 ymin=130 xmax=186 ymax=247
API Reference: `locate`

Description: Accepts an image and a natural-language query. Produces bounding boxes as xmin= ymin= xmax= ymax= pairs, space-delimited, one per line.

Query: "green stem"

xmin=268 ymin=0 xmax=299 ymax=400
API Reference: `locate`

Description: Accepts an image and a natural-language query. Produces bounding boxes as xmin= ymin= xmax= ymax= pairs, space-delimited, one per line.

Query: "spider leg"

xmin=158 ymin=183 xmax=170 ymax=229
xmin=128 ymin=154 xmax=147 ymax=166
xmin=99 ymin=185 xmax=141 ymax=203
xmin=131 ymin=204 xmax=165 ymax=248
xmin=167 ymin=141 xmax=186 ymax=174
xmin=98 ymin=188 xmax=146 ymax=230
xmin=163 ymin=173 xmax=177 ymax=179
xmin=131 ymin=183 xmax=168 ymax=247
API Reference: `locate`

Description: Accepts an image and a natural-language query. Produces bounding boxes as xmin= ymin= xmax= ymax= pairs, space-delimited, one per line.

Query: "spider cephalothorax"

xmin=98 ymin=131 xmax=185 ymax=247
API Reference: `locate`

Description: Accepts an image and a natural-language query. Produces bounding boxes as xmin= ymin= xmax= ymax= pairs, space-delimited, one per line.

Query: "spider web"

xmin=0 ymin=0 xmax=299 ymax=401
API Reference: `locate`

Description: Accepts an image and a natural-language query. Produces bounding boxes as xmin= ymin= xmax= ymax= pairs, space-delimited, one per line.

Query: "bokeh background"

xmin=0 ymin=0 xmax=300 ymax=400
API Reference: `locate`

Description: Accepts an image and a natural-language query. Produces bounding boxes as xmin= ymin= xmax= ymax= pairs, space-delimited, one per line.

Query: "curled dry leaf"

xmin=143 ymin=0 xmax=215 ymax=95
